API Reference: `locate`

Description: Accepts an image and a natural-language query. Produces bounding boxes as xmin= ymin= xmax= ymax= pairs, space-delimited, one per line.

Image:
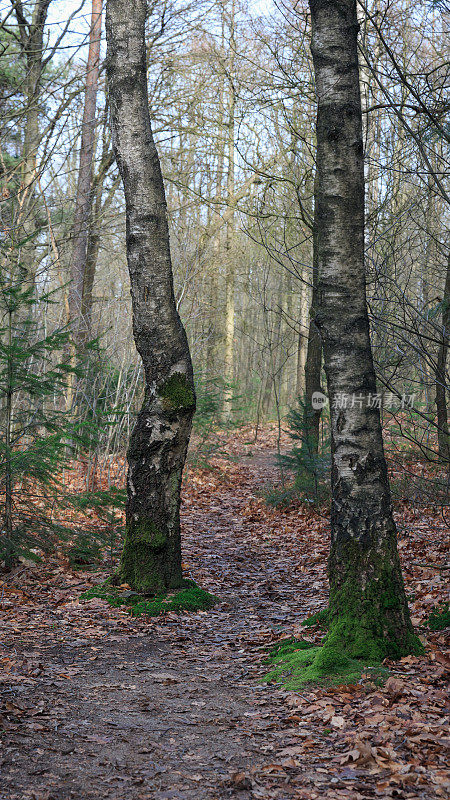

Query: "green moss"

xmin=129 ymin=520 xmax=167 ymax=549
xmin=130 ymin=583 xmax=218 ymax=616
xmin=81 ymin=578 xmax=218 ymax=617
xmin=263 ymin=637 xmax=388 ymax=689
xmin=313 ymin=646 xmax=352 ymax=673
xmin=263 ymin=536 xmax=425 ymax=689
xmin=117 ymin=517 xmax=180 ymax=594
xmin=158 ymin=373 xmax=195 ymax=412
xmin=327 ymin=537 xmax=424 ymax=661
xmin=302 ymin=608 xmax=330 ymax=628
xmin=81 ymin=577 xmax=130 ymax=607
xmin=427 ymin=603 xmax=450 ymax=630
xmin=119 ymin=543 xmax=169 ymax=594
xmin=264 ymin=637 xmax=315 ymax=661
xmin=325 ymin=574 xmax=424 ymax=662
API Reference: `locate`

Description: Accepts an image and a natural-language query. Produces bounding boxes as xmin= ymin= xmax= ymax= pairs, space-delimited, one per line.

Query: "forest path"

xmin=0 ymin=448 xmax=332 ymax=800
xmin=1 ymin=442 xmax=447 ymax=799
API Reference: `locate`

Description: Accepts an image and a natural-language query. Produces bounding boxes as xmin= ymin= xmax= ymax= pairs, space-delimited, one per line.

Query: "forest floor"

xmin=0 ymin=426 xmax=449 ymax=800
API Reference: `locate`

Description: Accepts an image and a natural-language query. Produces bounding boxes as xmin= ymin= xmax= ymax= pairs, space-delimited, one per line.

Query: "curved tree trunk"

xmin=309 ymin=0 xmax=421 ymax=659
xmin=106 ymin=0 xmax=195 ymax=594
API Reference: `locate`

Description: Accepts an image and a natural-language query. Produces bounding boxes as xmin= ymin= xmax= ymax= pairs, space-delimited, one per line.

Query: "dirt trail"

xmin=1 ymin=448 xmax=447 ymax=799
xmin=0 ymin=451 xmax=327 ymax=800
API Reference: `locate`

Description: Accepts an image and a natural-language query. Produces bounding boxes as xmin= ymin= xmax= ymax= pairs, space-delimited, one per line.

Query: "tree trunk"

xmin=106 ymin=0 xmax=195 ymax=594
xmin=69 ymin=0 xmax=102 ymax=345
xmin=302 ymin=183 xmax=323 ymax=456
xmin=309 ymin=0 xmax=421 ymax=660
xmin=296 ymin=267 xmax=308 ymax=397
xmin=222 ymin=0 xmax=236 ymax=422
xmin=206 ymin=66 xmax=226 ymax=377
xmin=281 ymin=268 xmax=294 ymax=409
xmin=436 ymin=250 xmax=450 ymax=464
xmin=82 ymin=147 xmax=116 ymax=335
xmin=14 ymin=0 xmax=52 ymax=287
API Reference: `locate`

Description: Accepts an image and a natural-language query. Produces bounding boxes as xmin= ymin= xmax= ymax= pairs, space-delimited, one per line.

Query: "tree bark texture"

xmin=309 ymin=0 xmax=421 ymax=659
xmin=106 ymin=0 xmax=195 ymax=593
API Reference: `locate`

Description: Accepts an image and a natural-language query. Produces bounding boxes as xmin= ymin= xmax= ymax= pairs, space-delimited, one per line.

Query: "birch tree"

xmin=308 ymin=0 xmax=422 ymax=661
xmin=106 ymin=0 xmax=196 ymax=593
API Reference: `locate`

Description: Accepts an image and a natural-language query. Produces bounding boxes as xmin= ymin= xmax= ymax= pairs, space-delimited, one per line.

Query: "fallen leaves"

xmin=385 ymin=677 xmax=406 ymax=700
xmin=0 ymin=424 xmax=448 ymax=799
xmin=330 ymin=714 xmax=347 ymax=729
xmin=341 ymin=737 xmax=378 ymax=767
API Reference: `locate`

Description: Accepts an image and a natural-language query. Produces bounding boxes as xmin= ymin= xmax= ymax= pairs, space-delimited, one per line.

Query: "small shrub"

xmin=68 ymin=533 xmax=103 ymax=568
xmin=265 ymin=401 xmax=330 ymax=507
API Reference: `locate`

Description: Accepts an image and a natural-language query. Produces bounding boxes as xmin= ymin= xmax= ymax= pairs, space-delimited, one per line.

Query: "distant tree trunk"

xmin=69 ymin=0 xmax=102 ymax=345
xmin=222 ymin=0 xmax=236 ymax=422
xmin=82 ymin=146 xmax=116 ymax=336
xmin=309 ymin=0 xmax=421 ymax=659
xmin=205 ymin=242 xmax=220 ymax=375
xmin=436 ymin=250 xmax=450 ymax=463
xmin=206 ymin=73 xmax=226 ymax=377
xmin=81 ymin=208 xmax=100 ymax=336
xmin=106 ymin=0 xmax=195 ymax=593
xmin=261 ymin=280 xmax=283 ymax=418
xmin=296 ymin=267 xmax=308 ymax=396
xmin=302 ymin=188 xmax=323 ymax=455
xmin=14 ymin=0 xmax=52 ymax=287
xmin=281 ymin=269 xmax=294 ymax=408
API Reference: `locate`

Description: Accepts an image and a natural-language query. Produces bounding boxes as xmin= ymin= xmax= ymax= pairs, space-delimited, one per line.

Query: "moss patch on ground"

xmin=301 ymin=608 xmax=330 ymax=628
xmin=427 ymin=603 xmax=450 ymax=630
xmin=263 ymin=636 xmax=389 ymax=689
xmin=81 ymin=578 xmax=218 ymax=617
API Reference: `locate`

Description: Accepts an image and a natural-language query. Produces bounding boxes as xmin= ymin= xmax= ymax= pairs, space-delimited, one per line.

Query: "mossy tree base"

xmin=264 ymin=551 xmax=424 ymax=690
xmin=263 ymin=637 xmax=389 ymax=689
xmin=122 ymin=372 xmax=195 ymax=595
xmin=118 ymin=519 xmax=184 ymax=595
xmin=327 ymin=535 xmax=423 ymax=662
xmin=82 ymin=578 xmax=218 ymax=616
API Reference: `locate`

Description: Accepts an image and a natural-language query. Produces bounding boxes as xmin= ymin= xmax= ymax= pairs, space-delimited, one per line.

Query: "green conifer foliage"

xmin=0 ymin=283 xmax=94 ymax=566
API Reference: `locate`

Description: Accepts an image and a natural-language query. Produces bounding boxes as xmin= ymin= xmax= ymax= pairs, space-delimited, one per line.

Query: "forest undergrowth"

xmin=0 ymin=424 xmax=448 ymax=799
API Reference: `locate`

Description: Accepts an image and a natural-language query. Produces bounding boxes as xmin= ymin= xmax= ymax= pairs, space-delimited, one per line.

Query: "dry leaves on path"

xmin=0 ymin=424 xmax=448 ymax=799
